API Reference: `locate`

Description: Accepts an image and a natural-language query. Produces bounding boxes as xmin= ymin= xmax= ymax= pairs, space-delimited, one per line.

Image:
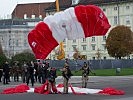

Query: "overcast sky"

xmin=0 ymin=0 xmax=55 ymax=19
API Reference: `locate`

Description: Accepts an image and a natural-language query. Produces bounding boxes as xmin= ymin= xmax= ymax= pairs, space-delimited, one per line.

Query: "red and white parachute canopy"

xmin=28 ymin=5 xmax=111 ymax=59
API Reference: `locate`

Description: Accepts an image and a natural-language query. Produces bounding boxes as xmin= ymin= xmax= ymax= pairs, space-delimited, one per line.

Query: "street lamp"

xmin=8 ymin=30 xmax=11 ymax=58
xmin=8 ymin=30 xmax=15 ymax=57
xmin=12 ymin=33 xmax=15 ymax=57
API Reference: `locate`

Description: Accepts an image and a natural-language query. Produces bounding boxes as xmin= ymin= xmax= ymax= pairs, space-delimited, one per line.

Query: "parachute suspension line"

xmin=56 ymin=0 xmax=65 ymax=60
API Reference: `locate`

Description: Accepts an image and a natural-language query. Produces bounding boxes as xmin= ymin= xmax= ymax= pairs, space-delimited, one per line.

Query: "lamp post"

xmin=12 ymin=33 xmax=15 ymax=57
xmin=8 ymin=30 xmax=11 ymax=58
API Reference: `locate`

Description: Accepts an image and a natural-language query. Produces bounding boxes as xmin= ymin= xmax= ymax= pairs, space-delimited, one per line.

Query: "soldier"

xmin=81 ymin=62 xmax=95 ymax=88
xmin=21 ymin=62 xmax=28 ymax=83
xmin=3 ymin=61 xmax=10 ymax=84
xmin=13 ymin=62 xmax=19 ymax=82
xmin=61 ymin=63 xmax=73 ymax=94
xmin=47 ymin=67 xmax=57 ymax=93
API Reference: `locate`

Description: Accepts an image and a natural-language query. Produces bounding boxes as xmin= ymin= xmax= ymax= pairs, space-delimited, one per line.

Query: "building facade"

xmin=0 ymin=19 xmax=41 ymax=58
xmin=45 ymin=0 xmax=133 ymax=60
xmin=0 ymin=0 xmax=133 ymax=59
xmin=12 ymin=2 xmax=52 ymax=19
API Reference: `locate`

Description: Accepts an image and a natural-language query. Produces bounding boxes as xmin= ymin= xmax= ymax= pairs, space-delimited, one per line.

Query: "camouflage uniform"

xmin=21 ymin=62 xmax=28 ymax=83
xmin=62 ymin=64 xmax=72 ymax=94
xmin=13 ymin=64 xmax=19 ymax=82
xmin=81 ymin=62 xmax=90 ymax=88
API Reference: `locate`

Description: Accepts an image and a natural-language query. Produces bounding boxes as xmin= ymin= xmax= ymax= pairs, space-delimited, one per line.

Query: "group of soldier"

xmin=0 ymin=60 xmax=94 ymax=94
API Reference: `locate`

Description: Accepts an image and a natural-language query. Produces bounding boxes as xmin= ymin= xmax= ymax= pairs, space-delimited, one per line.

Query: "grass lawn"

xmin=57 ymin=68 xmax=133 ymax=76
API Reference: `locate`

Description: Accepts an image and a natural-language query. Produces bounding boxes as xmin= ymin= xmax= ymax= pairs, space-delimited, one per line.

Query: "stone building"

xmin=0 ymin=0 xmax=133 ymax=59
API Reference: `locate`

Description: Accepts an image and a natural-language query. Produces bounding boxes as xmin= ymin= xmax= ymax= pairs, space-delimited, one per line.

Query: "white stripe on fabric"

xmin=44 ymin=13 xmax=67 ymax=43
xmin=43 ymin=7 xmax=85 ymax=43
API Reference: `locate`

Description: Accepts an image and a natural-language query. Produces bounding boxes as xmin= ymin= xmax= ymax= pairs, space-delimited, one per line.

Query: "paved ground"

xmin=0 ymin=76 xmax=133 ymax=100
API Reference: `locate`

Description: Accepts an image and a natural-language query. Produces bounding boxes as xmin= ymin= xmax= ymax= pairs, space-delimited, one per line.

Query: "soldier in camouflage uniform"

xmin=13 ymin=62 xmax=20 ymax=82
xmin=81 ymin=62 xmax=93 ymax=88
xmin=61 ymin=63 xmax=73 ymax=94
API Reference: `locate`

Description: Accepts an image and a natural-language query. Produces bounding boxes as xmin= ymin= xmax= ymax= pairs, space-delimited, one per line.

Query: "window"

xmin=92 ymin=57 xmax=95 ymax=60
xmin=73 ymin=39 xmax=76 ymax=43
xmin=9 ymin=38 xmax=11 ymax=46
xmin=63 ymin=39 xmax=66 ymax=43
xmin=16 ymin=40 xmax=19 ymax=46
xmin=24 ymin=14 xmax=27 ymax=19
xmin=39 ymin=15 xmax=42 ymax=19
xmin=102 ymin=44 xmax=106 ymax=50
xmin=0 ymin=36 xmax=3 ymax=41
xmin=72 ymin=0 xmax=76 ymax=4
xmin=114 ymin=7 xmax=117 ymax=10
xmin=103 ymin=57 xmax=106 ymax=59
xmin=126 ymin=6 xmax=130 ymax=9
xmin=14 ymin=30 xmax=18 ymax=33
xmin=82 ymin=45 xmax=87 ymax=51
xmin=103 ymin=8 xmax=106 ymax=12
xmin=92 ymin=37 xmax=95 ymax=42
xmin=72 ymin=0 xmax=79 ymax=5
xmin=132 ymin=55 xmax=133 ymax=59
xmin=127 ymin=56 xmax=130 ymax=59
xmin=126 ymin=20 xmax=130 ymax=25
xmin=114 ymin=16 xmax=117 ymax=25
xmin=103 ymin=36 xmax=106 ymax=41
xmin=91 ymin=44 xmax=96 ymax=50
xmin=126 ymin=15 xmax=130 ymax=25
xmin=24 ymin=39 xmax=27 ymax=46
xmin=72 ymin=45 xmax=77 ymax=51
xmin=82 ymin=38 xmax=86 ymax=42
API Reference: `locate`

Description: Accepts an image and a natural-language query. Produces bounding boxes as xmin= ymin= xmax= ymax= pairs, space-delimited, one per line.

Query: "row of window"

xmin=5 ymin=39 xmax=28 ymax=47
xmin=0 ymin=30 xmax=29 ymax=33
xmin=103 ymin=5 xmax=130 ymax=12
xmin=63 ymin=36 xmax=107 ymax=43
xmin=69 ymin=44 xmax=106 ymax=51
xmin=113 ymin=15 xmax=131 ymax=25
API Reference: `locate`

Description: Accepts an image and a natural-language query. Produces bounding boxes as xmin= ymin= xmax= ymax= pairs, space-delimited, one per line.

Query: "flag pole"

xmin=56 ymin=0 xmax=65 ymax=60
xmin=56 ymin=0 xmax=60 ymax=12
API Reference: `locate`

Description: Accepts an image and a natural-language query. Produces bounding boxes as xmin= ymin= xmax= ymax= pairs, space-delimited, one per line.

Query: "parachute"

xmin=28 ymin=5 xmax=111 ymax=60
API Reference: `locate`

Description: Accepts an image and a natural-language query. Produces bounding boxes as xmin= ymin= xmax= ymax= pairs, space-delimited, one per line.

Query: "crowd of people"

xmin=0 ymin=60 xmax=94 ymax=94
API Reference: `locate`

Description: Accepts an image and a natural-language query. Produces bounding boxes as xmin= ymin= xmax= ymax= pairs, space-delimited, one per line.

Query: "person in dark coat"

xmin=34 ymin=62 xmax=38 ymax=82
xmin=26 ymin=61 xmax=34 ymax=87
xmin=0 ymin=69 xmax=3 ymax=82
xmin=3 ymin=61 xmax=10 ymax=84
xmin=47 ymin=67 xmax=57 ymax=93
xmin=41 ymin=62 xmax=49 ymax=84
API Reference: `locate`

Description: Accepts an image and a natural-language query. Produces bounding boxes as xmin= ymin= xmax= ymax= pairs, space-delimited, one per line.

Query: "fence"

xmin=47 ymin=59 xmax=133 ymax=70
